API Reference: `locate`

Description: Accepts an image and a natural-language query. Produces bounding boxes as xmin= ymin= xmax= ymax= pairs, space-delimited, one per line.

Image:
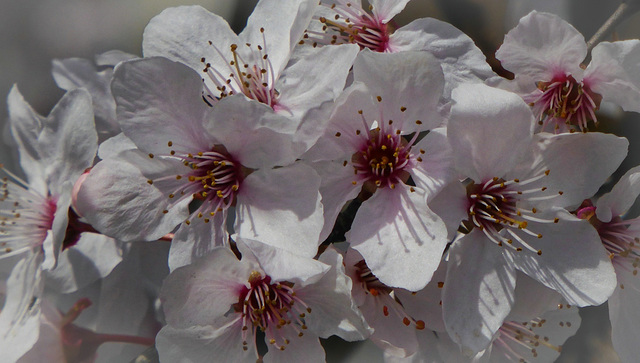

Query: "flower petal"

xmin=111 ymin=57 xmax=212 ymax=155
xmin=156 ymin=319 xmax=254 ymax=363
xmin=448 ymin=83 xmax=534 ymax=182
xmin=348 ymin=186 xmax=448 ymax=291
xmin=496 ymin=11 xmax=586 ymax=80
xmin=443 ymin=231 xmax=516 ymax=354
xmin=160 ymin=248 xmax=251 ymax=328
xmin=234 ymin=163 xmax=323 ymax=257
xmin=297 ymin=247 xmax=371 ymax=340
xmin=596 ymin=165 xmax=640 ymax=222
xmin=142 ymin=5 xmax=237 ymax=75
xmin=74 ymin=150 xmax=189 ymax=242
xmin=587 ymin=40 xmax=640 ymax=113
xmin=353 ymin=50 xmax=444 ymax=132
xmin=507 ymin=211 xmax=616 ymax=306
xmin=389 ymin=17 xmax=495 ymax=97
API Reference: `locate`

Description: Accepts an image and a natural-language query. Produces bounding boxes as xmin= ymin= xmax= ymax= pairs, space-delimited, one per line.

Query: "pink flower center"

xmin=465 ymin=173 xmax=561 ymax=254
xmin=351 ymin=127 xmax=415 ymax=190
xmin=200 ymin=28 xmax=280 ymax=108
xmin=303 ymin=2 xmax=391 ymax=52
xmin=527 ymin=74 xmax=602 ymax=133
xmin=0 ymin=171 xmax=57 ymax=256
xmin=576 ymin=201 xmax=640 ymax=279
xmin=148 ymin=143 xmax=247 ymax=223
xmin=236 ymin=271 xmax=310 ymax=352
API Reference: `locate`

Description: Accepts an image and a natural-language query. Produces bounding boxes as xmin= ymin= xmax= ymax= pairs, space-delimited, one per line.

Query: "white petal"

xmin=297 ymin=248 xmax=371 ymax=340
xmin=277 ymin=44 xmax=359 ymax=125
xmin=302 ymin=82 xmax=376 ymax=162
xmin=237 ymin=237 xmax=329 ymax=286
xmin=43 ymin=233 xmax=123 ymax=293
xmin=6 ymin=86 xmax=49 ymax=194
xmin=395 ymin=259 xmax=448 ymax=332
xmin=348 ymin=186 xmax=448 ymax=291
xmin=369 ymin=0 xmax=410 ymax=22
xmin=204 ymin=96 xmax=298 ymax=168
xmin=427 ymin=181 xmax=468 ymax=242
xmin=410 ymin=127 xmax=454 ymax=199
xmin=508 ymin=212 xmax=616 ymax=306
xmin=443 ymin=231 xmax=516 ymax=354
xmin=609 ymin=267 xmax=640 ymax=363
xmin=496 ymin=11 xmax=586 ymax=80
xmin=142 ymin=5 xmax=237 ymax=75
xmin=35 ymin=89 xmax=97 ymax=195
xmin=596 ymin=165 xmax=640 ymax=222
xmin=111 ymin=57 xmax=213 ymax=155
xmin=74 ymin=151 xmax=189 ymax=242
xmin=449 ymin=83 xmax=534 ymax=182
xmin=314 ymin=160 xmax=362 ymax=242
xmin=156 ymin=319 xmax=254 ymax=363
xmin=0 ymin=251 xmax=44 ymax=363
xmin=234 ymin=163 xmax=323 ymax=257
xmin=17 ymin=300 xmax=65 ymax=363
xmin=51 ymin=57 xmax=120 ymax=140
xmin=160 ymin=248 xmax=251 ymax=328
xmin=241 ymin=0 xmax=317 ymax=76
xmin=353 ymin=50 xmax=444 ymax=132
xmin=97 ymin=133 xmax=136 ymax=160
xmin=531 ymin=132 xmax=628 ymax=210
xmin=506 ymin=272 xmax=562 ymax=322
xmin=587 ymin=40 xmax=640 ymax=113
xmin=389 ymin=18 xmax=495 ymax=97
xmin=168 ymin=213 xmax=228 ymax=272
xmin=262 ymin=330 xmax=325 ymax=363
xmin=8 ymin=86 xmax=97 ymax=196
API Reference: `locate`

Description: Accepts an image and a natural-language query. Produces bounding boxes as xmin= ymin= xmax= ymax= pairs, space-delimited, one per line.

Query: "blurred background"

xmin=1 ymin=0 xmax=640 ymax=361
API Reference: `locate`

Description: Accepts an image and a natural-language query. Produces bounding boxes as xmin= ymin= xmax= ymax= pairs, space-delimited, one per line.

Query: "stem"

xmin=586 ymin=1 xmax=640 ymax=56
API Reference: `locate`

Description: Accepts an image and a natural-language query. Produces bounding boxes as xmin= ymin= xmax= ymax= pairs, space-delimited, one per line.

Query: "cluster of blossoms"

xmin=2 ymin=0 xmax=640 ymax=362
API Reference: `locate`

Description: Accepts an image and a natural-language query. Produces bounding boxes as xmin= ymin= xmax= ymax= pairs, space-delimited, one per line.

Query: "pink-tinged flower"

xmin=156 ymin=241 xmax=370 ymax=363
xmin=142 ymin=0 xmax=359 ymax=152
xmin=575 ymin=165 xmax=640 ymax=363
xmin=3 ymin=86 xmax=110 ymax=269
xmin=302 ymin=0 xmax=495 ymax=96
xmin=306 ymin=50 xmax=452 ymax=291
xmin=496 ymin=11 xmax=640 ymax=133
xmin=440 ymin=83 xmax=625 ymax=353
xmin=75 ymin=57 xmax=324 ymax=268
xmin=4 ymin=86 xmax=122 ymax=295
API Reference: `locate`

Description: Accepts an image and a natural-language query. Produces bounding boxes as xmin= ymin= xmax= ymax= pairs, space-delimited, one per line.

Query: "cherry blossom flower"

xmin=306 ymin=50 xmax=452 ymax=291
xmin=302 ymin=0 xmax=495 ymax=96
xmin=156 ymin=240 xmax=370 ymax=363
xmin=75 ymin=57 xmax=324 ymax=269
xmin=496 ymin=11 xmax=640 ymax=133
xmin=574 ymin=165 xmax=640 ymax=363
xmin=142 ymin=0 xmax=359 ymax=152
xmin=440 ymin=83 xmax=625 ymax=353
